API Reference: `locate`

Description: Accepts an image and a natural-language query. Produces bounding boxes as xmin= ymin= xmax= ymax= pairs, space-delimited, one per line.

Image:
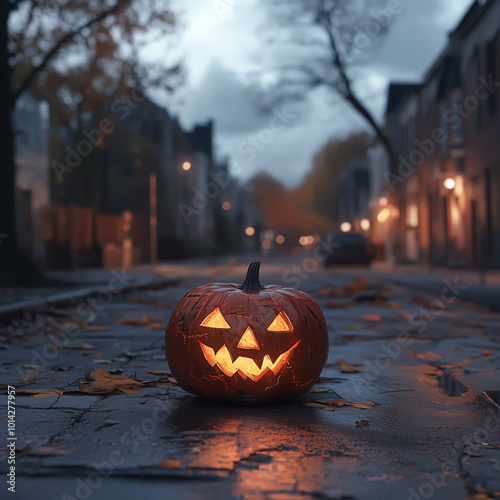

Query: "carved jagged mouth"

xmin=198 ymin=341 xmax=300 ymax=382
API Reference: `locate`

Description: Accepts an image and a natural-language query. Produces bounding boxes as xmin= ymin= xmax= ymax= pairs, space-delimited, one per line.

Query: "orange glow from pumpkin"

xmin=199 ymin=341 xmax=300 ymax=381
xmin=237 ymin=327 xmax=260 ymax=350
xmin=200 ymin=308 xmax=230 ymax=329
xmin=268 ymin=311 xmax=293 ymax=332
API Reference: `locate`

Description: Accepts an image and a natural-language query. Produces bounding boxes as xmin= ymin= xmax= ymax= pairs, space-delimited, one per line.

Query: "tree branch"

xmin=12 ymin=0 xmax=128 ymax=101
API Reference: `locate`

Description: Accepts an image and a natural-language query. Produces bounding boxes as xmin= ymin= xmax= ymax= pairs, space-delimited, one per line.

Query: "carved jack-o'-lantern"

xmin=165 ymin=262 xmax=328 ymax=403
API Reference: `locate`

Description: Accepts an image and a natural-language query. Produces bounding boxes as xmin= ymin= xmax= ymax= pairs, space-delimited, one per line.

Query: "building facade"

xmin=386 ymin=0 xmax=500 ymax=268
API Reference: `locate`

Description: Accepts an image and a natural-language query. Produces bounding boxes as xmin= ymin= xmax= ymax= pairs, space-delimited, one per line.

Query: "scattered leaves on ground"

xmin=356 ymin=420 xmax=370 ymax=428
xmin=335 ymin=360 xmax=363 ymax=373
xmin=115 ymin=316 xmax=165 ymax=329
xmin=305 ymin=398 xmax=377 ymax=412
xmin=64 ymin=342 xmax=94 ymax=350
xmin=326 ymin=301 xmax=352 ymax=309
xmin=156 ymin=459 xmax=182 ymax=469
xmin=360 ymin=314 xmax=382 ymax=323
xmin=412 ymin=296 xmax=432 ymax=308
xmin=22 ymin=372 xmax=37 ymax=385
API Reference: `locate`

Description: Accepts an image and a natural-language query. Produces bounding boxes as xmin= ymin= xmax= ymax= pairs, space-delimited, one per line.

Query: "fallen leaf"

xmin=361 ymin=314 xmax=382 ymax=323
xmin=309 ymin=388 xmax=327 ymax=393
xmin=115 ymin=316 xmax=152 ymax=326
xmin=82 ymin=325 xmax=107 ymax=331
xmin=146 ymin=370 xmax=171 ymax=376
xmin=157 ymin=459 xmax=182 ymax=469
xmin=22 ymin=364 xmax=42 ymax=370
xmin=79 ymin=367 xmax=143 ymax=395
xmin=93 ymin=353 xmax=102 ymax=357
xmin=345 ymin=277 xmax=369 ymax=295
xmin=52 ymin=365 xmax=73 ymax=372
xmin=356 ymin=420 xmax=370 ymax=428
xmin=303 ymin=402 xmax=335 ymax=411
xmin=64 ymin=343 xmax=94 ymax=350
xmin=317 ymin=398 xmax=347 ymax=408
xmin=147 ymin=323 xmax=165 ymax=330
xmin=412 ymin=296 xmax=431 ymax=308
xmin=392 ymin=311 xmax=414 ymax=322
xmin=335 ymin=360 xmax=363 ymax=373
xmin=20 ymin=389 xmax=65 ymax=398
xmin=345 ymin=401 xmax=377 ymax=409
xmin=22 ymin=372 xmax=37 ymax=385
xmin=135 ymin=364 xmax=147 ymax=368
xmin=483 ymin=350 xmax=492 ymax=356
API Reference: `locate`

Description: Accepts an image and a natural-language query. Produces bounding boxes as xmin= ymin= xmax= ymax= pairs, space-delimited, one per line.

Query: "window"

xmin=486 ymin=32 xmax=500 ymax=116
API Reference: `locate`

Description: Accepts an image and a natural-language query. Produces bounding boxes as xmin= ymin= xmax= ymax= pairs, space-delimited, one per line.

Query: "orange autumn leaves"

xmin=16 ymin=367 xmax=177 ymax=398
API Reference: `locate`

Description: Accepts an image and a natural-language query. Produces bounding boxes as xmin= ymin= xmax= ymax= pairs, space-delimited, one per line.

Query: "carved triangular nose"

xmin=237 ymin=326 xmax=260 ymax=350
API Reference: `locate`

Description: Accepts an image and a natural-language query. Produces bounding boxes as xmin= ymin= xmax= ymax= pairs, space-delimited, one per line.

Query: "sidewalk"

xmin=0 ymin=266 xmax=179 ymax=319
xmin=369 ymin=262 xmax=500 ymax=311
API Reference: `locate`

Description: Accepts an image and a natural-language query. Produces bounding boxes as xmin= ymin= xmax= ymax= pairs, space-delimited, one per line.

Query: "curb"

xmin=0 ymin=275 xmax=180 ymax=321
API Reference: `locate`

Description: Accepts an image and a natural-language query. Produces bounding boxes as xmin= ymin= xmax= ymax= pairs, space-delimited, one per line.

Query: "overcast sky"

xmin=160 ymin=0 xmax=475 ymax=187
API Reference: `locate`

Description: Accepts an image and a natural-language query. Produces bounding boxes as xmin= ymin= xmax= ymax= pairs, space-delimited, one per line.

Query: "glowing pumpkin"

xmin=165 ymin=262 xmax=328 ymax=403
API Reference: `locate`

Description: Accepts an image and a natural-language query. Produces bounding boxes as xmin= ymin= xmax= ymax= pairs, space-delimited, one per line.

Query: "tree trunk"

xmin=0 ymin=3 xmax=43 ymax=284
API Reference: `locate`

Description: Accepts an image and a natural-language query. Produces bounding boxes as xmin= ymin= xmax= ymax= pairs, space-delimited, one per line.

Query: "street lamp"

xmin=360 ymin=218 xmax=371 ymax=231
xmin=444 ymin=178 xmax=456 ymax=190
xmin=340 ymin=222 xmax=352 ymax=233
xmin=182 ymin=161 xmax=191 ymax=171
xmin=245 ymin=226 xmax=255 ymax=236
xmin=222 ymin=201 xmax=231 ymax=211
xmin=379 ymin=197 xmax=388 ymax=207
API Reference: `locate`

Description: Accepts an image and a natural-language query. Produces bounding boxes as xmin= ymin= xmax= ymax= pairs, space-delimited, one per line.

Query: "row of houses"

xmin=341 ymin=0 xmax=500 ymax=269
xmin=14 ymin=90 xmax=259 ymax=269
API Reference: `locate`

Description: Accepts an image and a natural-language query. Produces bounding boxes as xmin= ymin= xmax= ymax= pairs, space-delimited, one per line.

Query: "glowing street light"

xmin=377 ymin=208 xmax=391 ymax=223
xmin=245 ymin=226 xmax=255 ymax=236
xmin=182 ymin=161 xmax=192 ymax=171
xmin=340 ymin=222 xmax=352 ymax=233
xmin=222 ymin=201 xmax=231 ymax=211
xmin=276 ymin=235 xmax=285 ymax=245
xmin=444 ymin=178 xmax=456 ymax=190
xmin=379 ymin=197 xmax=388 ymax=207
xmin=360 ymin=219 xmax=371 ymax=231
xmin=262 ymin=240 xmax=272 ymax=250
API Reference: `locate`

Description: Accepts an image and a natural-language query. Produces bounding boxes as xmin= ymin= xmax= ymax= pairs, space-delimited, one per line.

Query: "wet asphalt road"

xmin=1 ymin=259 xmax=499 ymax=500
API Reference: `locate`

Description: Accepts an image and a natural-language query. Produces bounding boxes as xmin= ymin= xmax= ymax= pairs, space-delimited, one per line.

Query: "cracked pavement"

xmin=1 ymin=258 xmax=500 ymax=500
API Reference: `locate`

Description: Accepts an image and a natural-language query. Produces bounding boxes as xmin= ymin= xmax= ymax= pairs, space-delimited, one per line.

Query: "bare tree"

xmin=0 ymin=0 xmax=182 ymax=284
xmin=260 ymin=0 xmax=396 ymax=162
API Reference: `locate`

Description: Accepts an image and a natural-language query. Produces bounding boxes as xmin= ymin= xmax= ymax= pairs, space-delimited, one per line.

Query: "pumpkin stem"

xmin=240 ymin=262 xmax=265 ymax=292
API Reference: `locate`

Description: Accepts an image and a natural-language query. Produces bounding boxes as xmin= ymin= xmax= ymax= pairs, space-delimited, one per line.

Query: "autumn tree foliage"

xmin=0 ymin=0 xmax=182 ymax=284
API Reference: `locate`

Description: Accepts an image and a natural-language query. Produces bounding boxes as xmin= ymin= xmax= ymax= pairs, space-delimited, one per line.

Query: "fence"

xmin=45 ymin=205 xmax=143 ymax=269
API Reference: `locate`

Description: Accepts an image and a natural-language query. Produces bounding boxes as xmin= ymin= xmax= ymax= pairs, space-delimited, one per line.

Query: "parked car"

xmin=324 ymin=233 xmax=375 ymax=267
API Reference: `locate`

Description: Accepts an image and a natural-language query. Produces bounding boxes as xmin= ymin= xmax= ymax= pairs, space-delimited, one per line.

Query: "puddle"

xmin=436 ymin=370 xmax=468 ymax=397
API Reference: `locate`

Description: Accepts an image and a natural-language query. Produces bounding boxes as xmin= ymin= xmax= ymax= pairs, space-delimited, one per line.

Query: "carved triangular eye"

xmin=268 ymin=311 xmax=293 ymax=332
xmin=200 ymin=308 xmax=230 ymax=329
xmin=237 ymin=327 xmax=260 ymax=350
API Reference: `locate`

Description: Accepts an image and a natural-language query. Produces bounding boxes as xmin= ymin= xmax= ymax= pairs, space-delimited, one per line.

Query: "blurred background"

xmin=1 ymin=0 xmax=499 ymax=283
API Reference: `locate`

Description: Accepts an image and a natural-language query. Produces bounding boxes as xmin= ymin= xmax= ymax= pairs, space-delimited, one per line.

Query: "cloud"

xmin=177 ymin=61 xmax=268 ymax=134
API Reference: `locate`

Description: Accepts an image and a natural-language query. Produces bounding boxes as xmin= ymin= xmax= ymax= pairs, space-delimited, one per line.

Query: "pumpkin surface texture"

xmin=165 ymin=262 xmax=329 ymax=403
